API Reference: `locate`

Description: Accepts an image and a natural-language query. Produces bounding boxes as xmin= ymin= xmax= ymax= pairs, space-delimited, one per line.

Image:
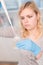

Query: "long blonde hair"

xmin=18 ymin=1 xmax=41 ymax=38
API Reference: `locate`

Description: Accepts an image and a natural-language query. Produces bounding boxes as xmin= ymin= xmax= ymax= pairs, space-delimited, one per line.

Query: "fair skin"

xmin=20 ymin=7 xmax=42 ymax=60
xmin=20 ymin=7 xmax=40 ymax=41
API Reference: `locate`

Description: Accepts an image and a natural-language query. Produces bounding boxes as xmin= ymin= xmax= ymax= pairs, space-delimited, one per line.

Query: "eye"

xmin=20 ymin=16 xmax=25 ymax=20
xmin=27 ymin=15 xmax=33 ymax=18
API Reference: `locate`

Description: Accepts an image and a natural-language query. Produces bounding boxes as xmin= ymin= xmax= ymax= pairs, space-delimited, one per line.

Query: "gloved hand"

xmin=16 ymin=38 xmax=41 ymax=56
xmin=16 ymin=39 xmax=33 ymax=50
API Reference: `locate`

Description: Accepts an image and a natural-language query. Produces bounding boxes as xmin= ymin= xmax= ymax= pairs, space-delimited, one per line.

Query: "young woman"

xmin=16 ymin=1 xmax=43 ymax=65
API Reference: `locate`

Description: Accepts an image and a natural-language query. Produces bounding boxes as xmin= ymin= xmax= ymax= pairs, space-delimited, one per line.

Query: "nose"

xmin=24 ymin=18 xmax=28 ymax=23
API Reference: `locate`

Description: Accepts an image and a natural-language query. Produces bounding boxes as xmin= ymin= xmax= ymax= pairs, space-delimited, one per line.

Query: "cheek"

xmin=30 ymin=16 xmax=37 ymax=26
xmin=21 ymin=20 xmax=25 ymax=25
xmin=21 ymin=20 xmax=25 ymax=27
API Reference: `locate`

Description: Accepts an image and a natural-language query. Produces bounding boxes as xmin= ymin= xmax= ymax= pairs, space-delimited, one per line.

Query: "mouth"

xmin=25 ymin=24 xmax=30 ymax=26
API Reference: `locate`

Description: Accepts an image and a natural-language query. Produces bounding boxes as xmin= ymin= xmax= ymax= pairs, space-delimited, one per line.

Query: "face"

xmin=20 ymin=8 xmax=38 ymax=30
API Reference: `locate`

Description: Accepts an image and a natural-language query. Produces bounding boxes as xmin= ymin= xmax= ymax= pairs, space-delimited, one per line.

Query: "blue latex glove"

xmin=16 ymin=39 xmax=32 ymax=50
xmin=16 ymin=39 xmax=41 ymax=56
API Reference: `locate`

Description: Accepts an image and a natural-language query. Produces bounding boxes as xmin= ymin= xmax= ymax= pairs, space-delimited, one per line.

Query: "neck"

xmin=27 ymin=27 xmax=41 ymax=41
xmin=29 ymin=27 xmax=38 ymax=35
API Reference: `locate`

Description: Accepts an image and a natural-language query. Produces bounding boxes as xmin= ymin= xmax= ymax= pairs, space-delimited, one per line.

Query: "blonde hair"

xmin=18 ymin=1 xmax=41 ymax=38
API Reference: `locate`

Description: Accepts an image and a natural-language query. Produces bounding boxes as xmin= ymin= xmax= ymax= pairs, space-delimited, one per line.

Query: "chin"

xmin=25 ymin=27 xmax=32 ymax=30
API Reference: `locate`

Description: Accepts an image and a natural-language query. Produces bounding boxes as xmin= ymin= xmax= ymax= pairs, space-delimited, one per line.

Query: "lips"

xmin=25 ymin=24 xmax=30 ymax=26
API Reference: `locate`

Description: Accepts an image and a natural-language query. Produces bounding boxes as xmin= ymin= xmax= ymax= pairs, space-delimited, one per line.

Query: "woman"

xmin=16 ymin=1 xmax=43 ymax=65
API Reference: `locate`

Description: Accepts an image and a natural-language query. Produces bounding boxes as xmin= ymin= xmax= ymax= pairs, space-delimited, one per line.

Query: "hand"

xmin=16 ymin=38 xmax=41 ymax=57
xmin=16 ymin=39 xmax=32 ymax=50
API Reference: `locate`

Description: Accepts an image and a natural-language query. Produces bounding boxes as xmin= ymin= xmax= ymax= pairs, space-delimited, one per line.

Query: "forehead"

xmin=20 ymin=8 xmax=35 ymax=16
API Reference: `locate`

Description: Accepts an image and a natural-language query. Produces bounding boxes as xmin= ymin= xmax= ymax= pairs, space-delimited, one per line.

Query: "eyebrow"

xmin=26 ymin=15 xmax=33 ymax=17
xmin=20 ymin=14 xmax=33 ymax=18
